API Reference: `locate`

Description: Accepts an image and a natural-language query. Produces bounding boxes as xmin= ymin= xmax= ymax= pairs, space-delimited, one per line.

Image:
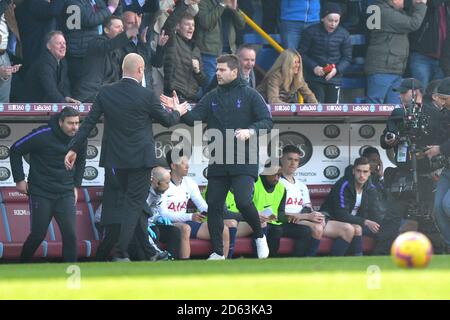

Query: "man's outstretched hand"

xmin=65 ymin=150 xmax=77 ymax=170
xmin=160 ymin=90 xmax=189 ymax=116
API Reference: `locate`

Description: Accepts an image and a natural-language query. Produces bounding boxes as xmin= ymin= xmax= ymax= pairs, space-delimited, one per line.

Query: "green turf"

xmin=1 ymin=255 xmax=449 ymax=299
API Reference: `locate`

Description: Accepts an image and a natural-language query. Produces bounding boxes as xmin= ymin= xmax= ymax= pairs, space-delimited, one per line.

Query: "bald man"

xmin=65 ymin=53 xmax=188 ymax=261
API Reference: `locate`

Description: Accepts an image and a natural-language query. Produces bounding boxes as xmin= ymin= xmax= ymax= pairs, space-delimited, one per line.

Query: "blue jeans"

xmin=201 ymin=53 xmax=218 ymax=90
xmin=280 ymin=20 xmax=316 ymax=50
xmin=433 ymin=168 xmax=450 ymax=246
xmin=366 ymin=74 xmax=402 ymax=104
xmin=409 ymin=52 xmax=444 ymax=89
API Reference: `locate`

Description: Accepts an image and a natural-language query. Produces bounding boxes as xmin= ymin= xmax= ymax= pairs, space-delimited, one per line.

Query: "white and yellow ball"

xmin=391 ymin=231 xmax=433 ymax=268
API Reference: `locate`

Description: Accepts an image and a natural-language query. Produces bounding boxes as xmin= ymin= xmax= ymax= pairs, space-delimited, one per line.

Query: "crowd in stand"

xmin=0 ymin=0 xmax=448 ymax=105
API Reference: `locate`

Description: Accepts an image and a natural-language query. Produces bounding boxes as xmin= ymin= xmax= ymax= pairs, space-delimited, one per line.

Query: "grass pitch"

xmin=1 ymin=255 xmax=449 ymax=300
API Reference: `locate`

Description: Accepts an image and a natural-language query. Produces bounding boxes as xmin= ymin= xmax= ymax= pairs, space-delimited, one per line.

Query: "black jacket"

xmin=63 ymin=0 xmax=119 ymax=58
xmin=436 ymin=107 xmax=450 ymax=157
xmin=73 ymin=32 xmax=130 ymax=102
xmin=16 ymin=0 xmax=65 ymax=72
xmin=69 ymin=78 xmax=181 ymax=168
xmin=24 ymin=49 xmax=72 ymax=103
xmin=120 ymin=0 xmax=159 ymax=15
xmin=10 ymin=115 xmax=87 ymax=197
xmin=380 ymin=103 xmax=440 ymax=172
xmin=120 ymin=39 xmax=164 ymax=90
xmin=162 ymin=1 xmax=207 ymax=101
xmin=320 ymin=175 xmax=384 ymax=226
xmin=410 ymin=0 xmax=450 ymax=57
xmin=298 ymin=23 xmax=352 ymax=86
xmin=442 ymin=35 xmax=450 ymax=75
xmin=182 ymin=77 xmax=273 ymax=179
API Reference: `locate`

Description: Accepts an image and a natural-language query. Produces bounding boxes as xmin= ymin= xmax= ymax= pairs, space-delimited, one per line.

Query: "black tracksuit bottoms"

xmin=21 ymin=193 xmax=77 ymax=262
xmin=206 ymin=175 xmax=263 ymax=256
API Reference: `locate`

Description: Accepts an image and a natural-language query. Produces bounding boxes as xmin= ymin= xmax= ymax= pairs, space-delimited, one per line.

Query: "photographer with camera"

xmin=424 ymin=77 xmax=450 ymax=250
xmin=374 ymin=78 xmax=444 ymax=254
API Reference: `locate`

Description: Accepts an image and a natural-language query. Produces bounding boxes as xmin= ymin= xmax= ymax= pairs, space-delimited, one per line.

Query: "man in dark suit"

xmin=24 ymin=31 xmax=79 ymax=103
xmin=65 ymin=53 xmax=188 ymax=261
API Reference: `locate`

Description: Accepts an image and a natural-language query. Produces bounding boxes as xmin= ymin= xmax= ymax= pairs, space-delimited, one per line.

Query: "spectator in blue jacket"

xmin=279 ymin=0 xmax=320 ymax=49
xmin=298 ymin=2 xmax=351 ymax=103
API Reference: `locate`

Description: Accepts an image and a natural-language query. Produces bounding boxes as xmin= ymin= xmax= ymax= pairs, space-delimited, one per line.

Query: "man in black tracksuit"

xmin=321 ymin=157 xmax=384 ymax=256
xmin=10 ymin=107 xmax=87 ymax=262
xmin=176 ymin=54 xmax=273 ymax=259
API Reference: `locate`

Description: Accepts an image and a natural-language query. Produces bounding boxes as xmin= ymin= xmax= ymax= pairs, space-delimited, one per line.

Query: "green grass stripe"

xmin=1 ymin=256 xmax=449 ymax=299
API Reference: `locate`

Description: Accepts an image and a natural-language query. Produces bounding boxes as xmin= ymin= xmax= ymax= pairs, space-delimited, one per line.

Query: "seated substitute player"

xmin=159 ymin=149 xmax=230 ymax=259
xmin=320 ymin=157 xmax=383 ymax=255
xmin=280 ymin=145 xmax=357 ymax=256
xmin=225 ymin=161 xmax=313 ymax=257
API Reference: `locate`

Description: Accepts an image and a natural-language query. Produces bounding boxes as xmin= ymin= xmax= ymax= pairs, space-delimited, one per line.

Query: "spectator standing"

xmin=16 ymin=0 xmax=64 ymax=74
xmin=364 ymin=0 xmax=427 ymax=104
xmin=121 ymin=10 xmax=168 ymax=90
xmin=162 ymin=1 xmax=207 ymax=102
xmin=0 ymin=0 xmax=22 ymax=102
xmin=62 ymin=0 xmax=121 ymax=91
xmin=409 ymin=0 xmax=449 ymax=88
xmin=279 ymin=0 xmax=320 ymax=49
xmin=195 ymin=0 xmax=246 ymax=87
xmin=73 ymin=15 xmax=139 ymax=102
xmin=298 ymin=2 xmax=352 ymax=103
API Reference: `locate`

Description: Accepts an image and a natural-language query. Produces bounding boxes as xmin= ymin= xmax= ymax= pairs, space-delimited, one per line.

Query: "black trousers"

xmin=267 ymin=223 xmax=312 ymax=257
xmin=114 ymin=168 xmax=152 ymax=259
xmin=95 ymin=223 xmax=120 ymax=261
xmin=207 ymin=175 xmax=263 ymax=256
xmin=155 ymin=224 xmax=181 ymax=259
xmin=21 ymin=193 xmax=77 ymax=262
xmin=96 ymin=214 xmax=164 ymax=261
xmin=308 ymin=81 xmax=339 ymax=103
xmin=128 ymin=213 xmax=159 ymax=261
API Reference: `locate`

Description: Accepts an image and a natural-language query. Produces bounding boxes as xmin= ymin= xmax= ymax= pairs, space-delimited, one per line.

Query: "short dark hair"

xmin=166 ymin=148 xmax=185 ymax=168
xmin=216 ymin=54 xmax=240 ymax=71
xmin=45 ymin=30 xmax=64 ymax=45
xmin=282 ymin=145 xmax=301 ymax=157
xmin=354 ymin=157 xmax=370 ymax=167
xmin=362 ymin=146 xmax=380 ymax=158
xmin=103 ymin=15 xmax=122 ymax=30
xmin=59 ymin=107 xmax=80 ymax=122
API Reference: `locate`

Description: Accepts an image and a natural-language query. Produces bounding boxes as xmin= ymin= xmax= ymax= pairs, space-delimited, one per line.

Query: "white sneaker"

xmin=255 ymin=235 xmax=269 ymax=259
xmin=207 ymin=252 xmax=225 ymax=260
